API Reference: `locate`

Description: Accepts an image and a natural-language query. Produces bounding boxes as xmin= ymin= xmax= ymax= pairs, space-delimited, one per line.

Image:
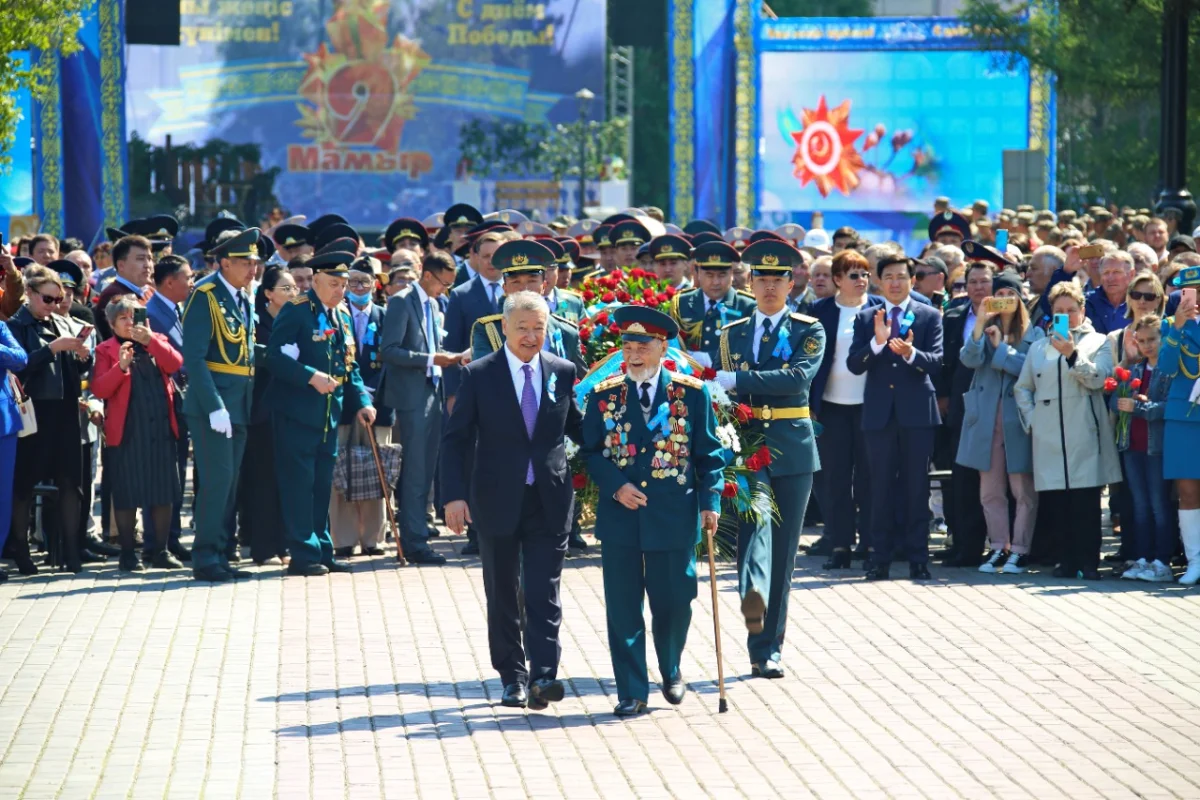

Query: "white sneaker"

xmin=1138 ymin=560 xmax=1174 ymax=582
xmin=1001 ymin=553 xmax=1026 ymax=574
xmin=978 ymin=550 xmax=1005 ymax=574
xmin=1121 ymin=558 xmax=1148 ymax=580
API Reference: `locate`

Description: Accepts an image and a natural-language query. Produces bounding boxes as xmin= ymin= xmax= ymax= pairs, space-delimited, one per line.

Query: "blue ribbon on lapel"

xmin=647 ymin=401 xmax=670 ymax=436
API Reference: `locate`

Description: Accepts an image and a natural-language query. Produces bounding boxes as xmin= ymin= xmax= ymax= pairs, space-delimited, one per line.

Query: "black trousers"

xmin=144 ymin=422 xmax=189 ymax=556
xmin=815 ymin=402 xmax=871 ymax=551
xmin=865 ymin=418 xmax=934 ymax=564
xmin=478 ymin=485 xmax=567 ymax=687
xmin=8 ymin=399 xmax=83 ymax=565
xmin=1040 ymin=486 xmax=1103 ymax=571
xmin=237 ymin=419 xmax=287 ymax=562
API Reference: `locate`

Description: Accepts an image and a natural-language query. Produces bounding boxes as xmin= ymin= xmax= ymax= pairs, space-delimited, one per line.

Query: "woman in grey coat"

xmin=956 ymin=270 xmax=1043 ymax=574
xmin=1015 ymin=281 xmax=1122 ymax=580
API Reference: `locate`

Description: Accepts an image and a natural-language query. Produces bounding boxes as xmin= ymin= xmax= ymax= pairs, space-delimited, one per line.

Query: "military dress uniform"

xmin=715 ymin=240 xmax=825 ymax=678
xmin=181 ymin=228 xmax=261 ymax=581
xmin=546 ymin=288 xmax=585 ymax=324
xmin=581 ymin=306 xmax=725 ymax=716
xmin=266 ymin=249 xmax=373 ymax=576
xmin=670 ymin=241 xmax=756 ymax=366
xmin=1160 ymin=267 xmax=1200 ymax=584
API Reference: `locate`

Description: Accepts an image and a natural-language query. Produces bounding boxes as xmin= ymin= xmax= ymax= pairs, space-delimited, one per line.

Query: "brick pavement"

xmin=3 ymin=529 xmax=1200 ymax=799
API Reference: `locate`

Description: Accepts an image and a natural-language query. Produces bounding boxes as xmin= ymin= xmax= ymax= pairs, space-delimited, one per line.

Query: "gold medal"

xmin=740 ymin=362 xmax=750 ymax=371
xmin=677 ymin=475 xmax=687 ymax=486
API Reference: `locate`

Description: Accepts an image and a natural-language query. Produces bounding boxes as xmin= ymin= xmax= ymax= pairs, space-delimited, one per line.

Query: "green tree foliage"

xmin=960 ymin=0 xmax=1200 ymax=208
xmin=457 ymin=118 xmax=628 ymax=181
xmin=0 ymin=0 xmax=89 ymax=171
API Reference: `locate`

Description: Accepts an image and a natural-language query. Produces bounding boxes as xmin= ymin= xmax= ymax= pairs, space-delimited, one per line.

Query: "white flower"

xmin=564 ymin=438 xmax=580 ymax=460
xmin=706 ymin=379 xmax=732 ymax=408
xmin=716 ymin=423 xmax=741 ymax=453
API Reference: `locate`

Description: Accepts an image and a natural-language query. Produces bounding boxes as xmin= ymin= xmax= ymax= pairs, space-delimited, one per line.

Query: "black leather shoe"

xmin=1051 ymin=565 xmax=1074 ymax=578
xmin=408 ymin=550 xmax=447 ymax=565
xmin=426 ymin=525 xmax=442 ymax=539
xmin=805 ymin=537 xmax=834 ymax=557
xmin=751 ymin=660 xmax=785 ymax=679
xmin=1078 ymin=568 xmax=1102 ymax=580
xmin=661 ymin=672 xmax=685 ymax=705
xmin=740 ymin=588 xmax=766 ymax=635
xmin=0 ymin=568 xmax=7 ymax=583
xmin=500 ymin=683 xmax=528 ymax=708
xmin=613 ymin=699 xmax=648 ymax=717
xmin=169 ymin=543 xmax=193 ymax=563
xmin=823 ymin=550 xmax=852 ymax=570
xmin=79 ymin=548 xmax=108 ymax=563
xmin=909 ymin=562 xmax=932 ymax=581
xmin=334 ymin=546 xmax=355 ymax=558
xmin=362 ymin=547 xmax=385 ymax=556
xmin=325 ymin=560 xmax=352 ymax=573
xmin=118 ymin=550 xmax=145 ymax=573
xmin=14 ymin=555 xmax=38 ymax=576
xmin=567 ymin=533 xmax=589 ymax=552
xmin=193 ymin=564 xmax=231 ymax=582
xmin=460 ymin=542 xmax=480 ymax=556
xmin=287 ymin=563 xmax=329 ymax=577
xmin=151 ymin=551 xmax=184 ymax=570
xmin=85 ymin=536 xmax=121 ymax=557
xmin=227 ymin=567 xmax=255 ymax=579
xmin=529 ymin=678 xmax=565 ymax=709
xmin=865 ymin=562 xmax=891 ymax=581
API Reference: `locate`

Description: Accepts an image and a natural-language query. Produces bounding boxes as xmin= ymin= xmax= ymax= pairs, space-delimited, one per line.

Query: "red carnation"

xmin=701 ymin=366 xmax=717 ymax=381
xmin=324 ymin=328 xmax=336 ymax=337
xmin=722 ymin=481 xmax=738 ymax=498
xmin=608 ymin=323 xmax=620 ymax=335
xmin=1115 ymin=366 xmax=1132 ymax=382
xmin=1104 ymin=377 xmax=1119 ymax=393
xmin=579 ymin=327 xmax=590 ymax=342
xmin=663 ymin=359 xmax=677 ymax=371
xmin=609 ymin=269 xmax=623 ymax=281
xmin=572 ymin=473 xmax=588 ymax=490
xmin=602 ymin=291 xmax=616 ymax=303
xmin=644 ymin=296 xmax=660 ymax=308
xmin=616 ymin=290 xmax=631 ymax=303
xmin=664 ymin=286 xmax=677 ymax=298
xmin=745 ymin=445 xmax=772 ymax=472
xmin=1130 ymin=378 xmax=1142 ymax=391
xmin=595 ymin=311 xmax=608 ymax=324
xmin=734 ymin=403 xmax=752 ymax=424
xmin=629 ymin=268 xmax=644 ymax=279
xmin=657 ymin=293 xmax=671 ymax=304
xmin=582 ymin=290 xmax=595 ymax=302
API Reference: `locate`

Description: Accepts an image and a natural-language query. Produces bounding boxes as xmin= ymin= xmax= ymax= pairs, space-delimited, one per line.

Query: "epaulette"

xmin=669 ymin=371 xmax=704 ymax=390
xmin=790 ymin=312 xmax=818 ymax=324
xmin=721 ymin=316 xmax=752 ymax=329
xmin=290 ymin=295 xmax=309 ymax=305
xmin=593 ymin=375 xmax=625 ymax=393
xmin=475 ymin=313 xmax=503 ymax=326
xmin=551 ymin=313 xmax=578 ymax=330
xmin=737 ymin=289 xmax=756 ymax=300
xmin=559 ymin=288 xmax=582 ymax=298
xmin=196 ymin=282 xmax=214 ymax=293
xmin=677 ymin=285 xmax=701 ymax=295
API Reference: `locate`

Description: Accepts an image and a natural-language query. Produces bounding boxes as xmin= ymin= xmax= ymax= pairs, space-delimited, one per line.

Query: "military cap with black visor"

xmin=384 ymin=217 xmax=429 ymax=252
xmin=612 ymin=304 xmax=678 ymax=342
xmin=444 ymin=202 xmax=484 ymax=229
xmin=314 ymin=222 xmax=360 ymax=252
xmin=273 ymin=223 xmax=312 ymax=249
xmin=962 ymin=239 xmax=1016 ymax=269
xmin=928 ymin=210 xmax=970 ymax=243
xmin=648 ymin=234 xmax=692 ymax=262
xmin=493 ymin=238 xmax=555 ymax=274
xmin=610 ymin=219 xmax=652 ymax=248
xmin=47 ymin=259 xmax=84 ymax=290
xmin=208 ymin=227 xmax=263 ymax=261
xmin=740 ymin=238 xmax=801 ymax=275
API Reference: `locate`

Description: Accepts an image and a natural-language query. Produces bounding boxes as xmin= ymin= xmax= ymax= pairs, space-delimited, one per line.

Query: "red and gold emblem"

xmin=790 ymin=95 xmax=865 ymax=198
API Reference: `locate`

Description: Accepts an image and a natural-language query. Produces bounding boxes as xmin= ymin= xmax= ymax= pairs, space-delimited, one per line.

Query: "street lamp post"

xmin=575 ymin=87 xmax=594 ymax=219
xmin=1155 ymin=0 xmax=1196 ymax=231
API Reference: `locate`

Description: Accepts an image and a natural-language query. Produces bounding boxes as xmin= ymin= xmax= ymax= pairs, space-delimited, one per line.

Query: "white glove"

xmin=281 ymin=343 xmax=300 ymax=360
xmin=715 ymin=370 xmax=737 ymax=391
xmin=1189 ymin=377 xmax=1200 ymax=406
xmin=209 ymin=408 xmax=233 ymax=439
xmin=689 ymin=350 xmax=713 ymax=369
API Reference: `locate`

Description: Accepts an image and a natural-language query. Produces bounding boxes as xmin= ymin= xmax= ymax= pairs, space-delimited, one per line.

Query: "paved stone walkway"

xmin=3 ymin=530 xmax=1200 ymax=799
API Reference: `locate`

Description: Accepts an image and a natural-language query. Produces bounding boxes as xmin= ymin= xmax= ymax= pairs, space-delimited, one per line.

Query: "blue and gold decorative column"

xmin=668 ymin=0 xmax=695 ymax=225
xmin=32 ymin=49 xmax=65 ymax=237
xmin=731 ymin=0 xmax=756 ymax=228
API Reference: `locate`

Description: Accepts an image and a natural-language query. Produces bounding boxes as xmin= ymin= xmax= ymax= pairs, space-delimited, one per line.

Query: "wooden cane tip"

xmin=718 ymin=698 xmax=728 ymax=713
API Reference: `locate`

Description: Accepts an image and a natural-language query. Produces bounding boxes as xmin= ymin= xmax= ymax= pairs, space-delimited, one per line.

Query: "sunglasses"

xmin=914 ymin=271 xmax=935 ymax=280
xmin=952 ymin=282 xmax=966 ymax=291
xmin=1129 ymin=290 xmax=1160 ymax=301
xmin=845 ymin=271 xmax=869 ymax=281
xmin=38 ymin=292 xmax=65 ymax=304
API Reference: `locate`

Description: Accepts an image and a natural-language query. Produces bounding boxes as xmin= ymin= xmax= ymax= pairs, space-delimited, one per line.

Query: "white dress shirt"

xmin=483 ymin=278 xmax=503 ymax=311
xmin=414 ymin=282 xmax=438 ymax=373
xmin=216 ymin=272 xmax=250 ymax=328
xmin=505 ymin=344 xmax=541 ymax=412
xmin=634 ymin=367 xmax=662 ymax=421
xmin=869 ymin=297 xmax=917 ymax=364
xmin=751 ymin=308 xmax=788 ymax=362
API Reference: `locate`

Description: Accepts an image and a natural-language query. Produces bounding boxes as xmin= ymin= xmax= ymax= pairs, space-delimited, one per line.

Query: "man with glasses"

xmin=912 ymin=257 xmax=947 ymax=306
xmin=380 ymin=251 xmax=466 ymax=565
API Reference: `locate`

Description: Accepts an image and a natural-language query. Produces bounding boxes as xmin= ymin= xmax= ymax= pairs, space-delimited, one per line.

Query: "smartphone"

xmin=133 ymin=307 xmax=147 ymax=326
xmin=77 ymin=325 xmax=94 ymax=341
xmin=1078 ymin=243 xmax=1105 ymax=260
xmin=983 ymin=297 xmax=1018 ymax=315
xmin=930 ymin=290 xmax=946 ymax=308
xmin=995 ymin=229 xmax=1009 ymax=253
xmin=1184 ymin=287 xmax=1197 ymax=306
xmin=1053 ymin=313 xmax=1070 ymax=340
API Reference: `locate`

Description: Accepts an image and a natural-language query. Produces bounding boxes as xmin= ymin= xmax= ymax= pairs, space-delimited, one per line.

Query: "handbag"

xmin=333 ymin=424 xmax=403 ymax=502
xmin=8 ymin=374 xmax=36 ymax=438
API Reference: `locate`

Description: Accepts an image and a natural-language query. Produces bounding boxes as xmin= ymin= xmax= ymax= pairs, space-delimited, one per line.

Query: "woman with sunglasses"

xmin=3 ymin=266 xmax=93 ymax=574
xmin=808 ymin=250 xmax=882 ymax=568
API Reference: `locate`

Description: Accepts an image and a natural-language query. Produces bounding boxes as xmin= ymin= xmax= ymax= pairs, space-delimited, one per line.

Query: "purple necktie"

xmin=521 ymin=364 xmax=537 ymax=484
xmin=889 ymin=306 xmax=902 ymax=339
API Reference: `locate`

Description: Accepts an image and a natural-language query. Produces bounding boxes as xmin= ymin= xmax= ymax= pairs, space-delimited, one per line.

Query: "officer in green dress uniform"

xmin=539 ymin=239 xmax=586 ymax=324
xmin=266 ymin=247 xmax=376 ymax=576
xmin=713 ymin=239 xmax=825 ymax=679
xmin=181 ymin=228 xmax=261 ymax=582
xmin=669 ymin=240 xmax=757 ymax=368
xmin=609 ymin=220 xmax=651 ymax=271
xmin=581 ymin=305 xmax=725 ymax=716
xmin=470 ymin=240 xmax=588 ymax=376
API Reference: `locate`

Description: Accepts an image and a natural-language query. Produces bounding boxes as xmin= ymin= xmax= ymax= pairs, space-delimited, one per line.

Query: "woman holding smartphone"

xmin=91 ymin=296 xmax=183 ymax=572
xmin=1014 ymin=281 xmax=1121 ymax=580
xmin=1160 ymin=271 xmax=1200 ymax=584
xmin=957 ymin=270 xmax=1043 ymax=574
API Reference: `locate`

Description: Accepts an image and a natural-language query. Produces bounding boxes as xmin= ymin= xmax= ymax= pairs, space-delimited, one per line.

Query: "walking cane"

xmin=704 ymin=518 xmax=728 ymax=713
xmin=364 ymin=420 xmax=405 ymax=566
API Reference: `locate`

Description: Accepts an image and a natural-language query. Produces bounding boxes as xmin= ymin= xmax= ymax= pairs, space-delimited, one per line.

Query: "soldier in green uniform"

xmin=713 ymin=239 xmax=825 ymax=679
xmin=581 ymin=305 xmax=726 ymax=716
xmin=669 ymin=240 xmax=757 ymax=368
xmin=470 ymin=241 xmax=587 ymax=376
xmin=608 ymin=220 xmax=650 ymax=270
xmin=539 ymin=239 xmax=586 ymax=324
xmin=266 ymin=247 xmax=376 ymax=576
xmin=181 ymin=228 xmax=261 ymax=582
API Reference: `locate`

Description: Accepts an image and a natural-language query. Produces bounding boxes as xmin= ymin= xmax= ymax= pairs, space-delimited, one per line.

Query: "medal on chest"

xmin=599 ymin=386 xmax=634 ymax=467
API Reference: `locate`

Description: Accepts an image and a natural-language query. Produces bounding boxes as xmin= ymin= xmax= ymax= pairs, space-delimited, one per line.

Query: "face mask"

xmin=347 ymin=290 xmax=372 ymax=306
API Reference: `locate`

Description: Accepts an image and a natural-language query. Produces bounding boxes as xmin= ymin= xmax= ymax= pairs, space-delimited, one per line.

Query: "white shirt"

xmin=216 ymin=272 xmax=250 ymax=327
xmin=751 ymin=308 xmax=788 ymax=362
xmin=483 ymin=278 xmax=503 ymax=310
xmin=414 ymin=282 xmax=438 ymax=372
xmin=505 ymin=344 xmax=541 ymax=412
xmin=869 ymin=297 xmax=917 ymax=364
xmin=824 ymin=299 xmax=869 ymax=405
xmin=634 ymin=367 xmax=662 ymax=420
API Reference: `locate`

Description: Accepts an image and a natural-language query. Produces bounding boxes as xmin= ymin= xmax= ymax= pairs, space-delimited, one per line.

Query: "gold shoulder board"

xmin=593 ymin=375 xmax=625 ymax=393
xmin=722 ymin=316 xmax=752 ymax=329
xmin=290 ymin=295 xmax=308 ymax=305
xmin=476 ymin=313 xmax=503 ymax=325
xmin=670 ymin=372 xmax=704 ymax=389
xmin=551 ymin=314 xmax=578 ymax=330
xmin=790 ymin=312 xmax=818 ymax=324
xmin=737 ymin=289 xmax=756 ymax=299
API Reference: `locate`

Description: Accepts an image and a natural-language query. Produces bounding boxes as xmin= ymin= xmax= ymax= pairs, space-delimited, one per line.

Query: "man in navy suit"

xmin=442 ymin=230 xmax=507 ymax=554
xmin=441 ymin=286 xmax=584 ymax=711
xmin=848 ymin=254 xmax=944 ymax=581
xmin=145 ymin=254 xmax=195 ymax=563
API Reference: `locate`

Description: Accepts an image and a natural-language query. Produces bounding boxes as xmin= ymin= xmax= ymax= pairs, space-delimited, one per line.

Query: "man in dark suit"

xmin=145 ymin=254 xmax=195 ymax=563
xmin=936 ymin=246 xmax=998 ymax=566
xmin=94 ymin=235 xmax=155 ymax=341
xmin=379 ymin=251 xmax=463 ymax=565
xmin=440 ymin=285 xmax=584 ymax=711
xmin=848 ymin=254 xmax=944 ymax=581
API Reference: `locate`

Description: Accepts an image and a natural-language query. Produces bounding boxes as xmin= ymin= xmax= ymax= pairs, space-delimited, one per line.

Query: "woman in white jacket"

xmin=1014 ymin=281 xmax=1122 ymax=579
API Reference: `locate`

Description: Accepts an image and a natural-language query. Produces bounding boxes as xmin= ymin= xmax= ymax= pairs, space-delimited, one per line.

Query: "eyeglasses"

xmin=38 ymin=292 xmax=65 ymax=305
xmin=274 ymin=284 xmax=299 ymax=294
xmin=952 ymin=282 xmax=966 ymax=291
xmin=914 ymin=271 xmax=935 ymax=280
xmin=844 ymin=271 xmax=869 ymax=281
xmin=432 ymin=273 xmax=455 ymax=289
xmin=347 ymin=278 xmax=374 ymax=289
xmin=1129 ymin=290 xmax=1160 ymax=301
